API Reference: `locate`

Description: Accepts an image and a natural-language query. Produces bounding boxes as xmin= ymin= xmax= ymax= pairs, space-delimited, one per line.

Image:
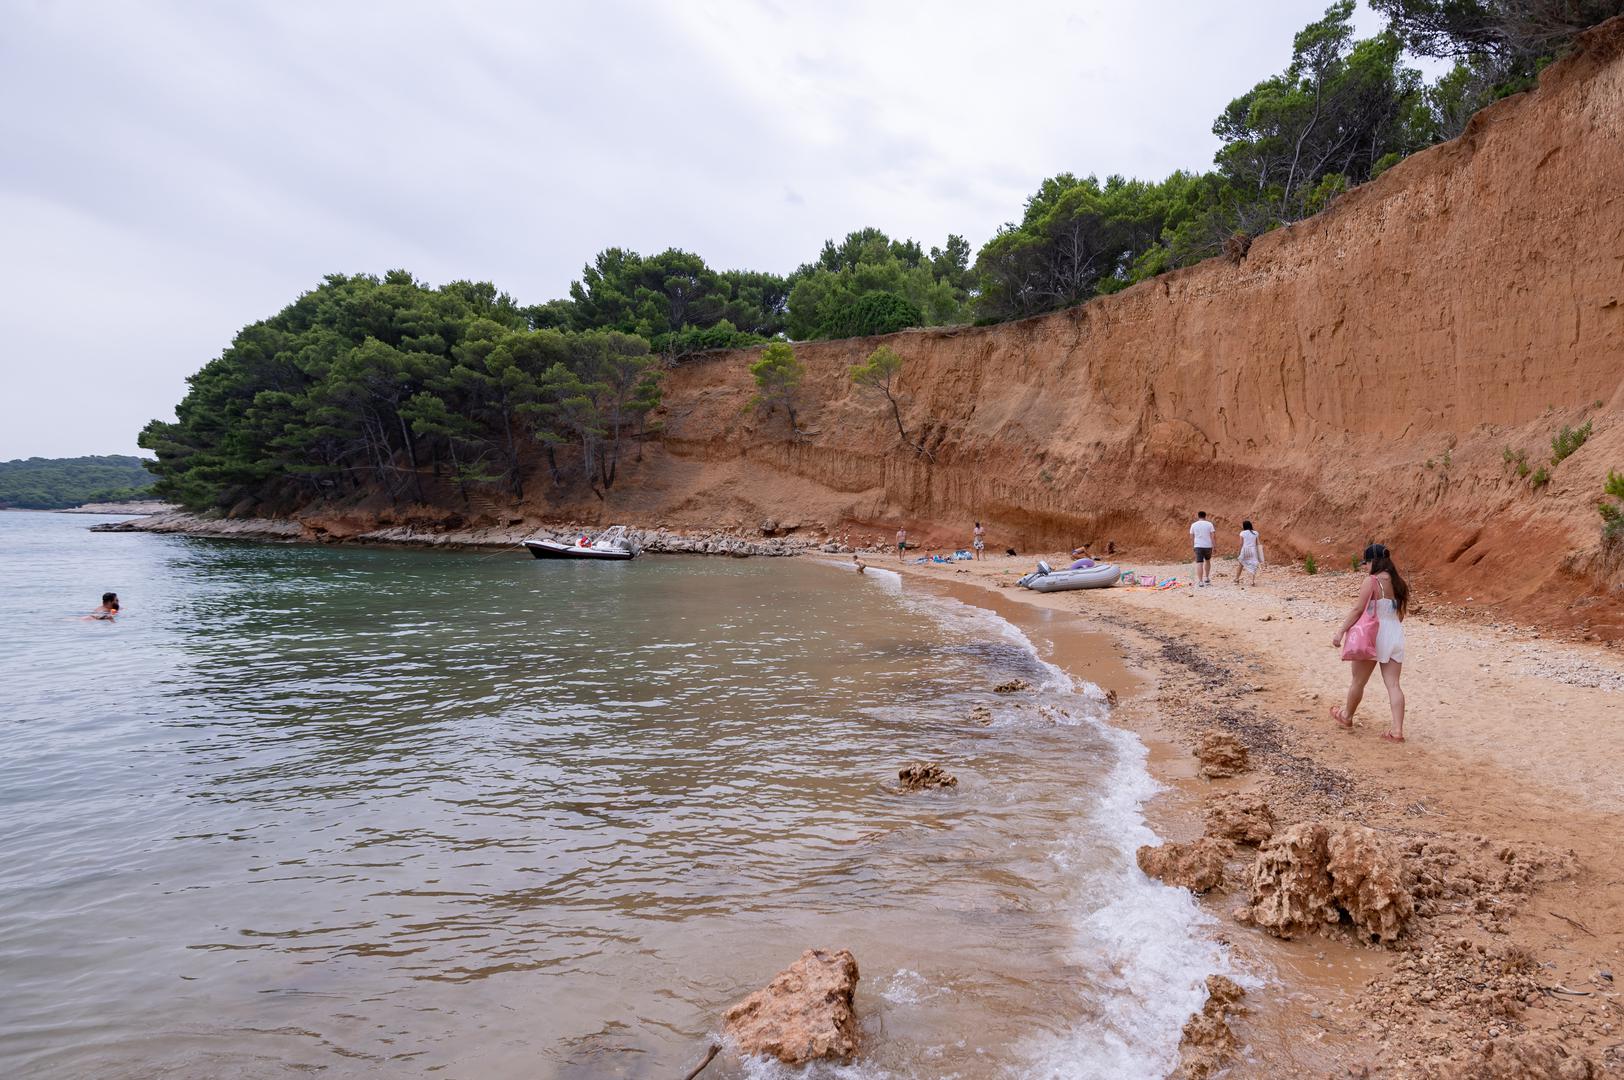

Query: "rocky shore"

xmin=895 ymin=553 xmax=1624 ymax=1078
xmin=89 ymin=509 xmax=888 ymax=559
xmin=57 ymin=500 xmax=177 ymax=515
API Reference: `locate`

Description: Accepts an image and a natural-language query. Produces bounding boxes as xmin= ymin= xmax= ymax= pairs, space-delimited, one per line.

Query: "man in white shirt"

xmin=1190 ymin=511 xmax=1216 ymax=587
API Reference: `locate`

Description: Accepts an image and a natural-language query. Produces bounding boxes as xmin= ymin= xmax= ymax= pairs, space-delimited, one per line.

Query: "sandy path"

xmin=890 ymin=551 xmax=1624 ymax=1076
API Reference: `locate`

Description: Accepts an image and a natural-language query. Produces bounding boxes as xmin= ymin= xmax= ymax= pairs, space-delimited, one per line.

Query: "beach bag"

xmin=1341 ymin=602 xmax=1378 ymax=661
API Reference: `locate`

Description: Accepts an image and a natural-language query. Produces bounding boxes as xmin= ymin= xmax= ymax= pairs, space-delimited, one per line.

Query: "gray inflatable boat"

xmin=1017 ymin=561 xmax=1120 ymax=592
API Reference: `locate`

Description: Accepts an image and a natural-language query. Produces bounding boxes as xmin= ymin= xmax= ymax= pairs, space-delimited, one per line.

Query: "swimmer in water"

xmin=87 ymin=592 xmax=120 ymax=621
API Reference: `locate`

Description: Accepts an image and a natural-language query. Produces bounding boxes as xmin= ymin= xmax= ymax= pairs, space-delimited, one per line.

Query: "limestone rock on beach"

xmin=1137 ymin=838 xmax=1231 ymax=893
xmin=1237 ymin=822 xmax=1414 ymax=943
xmin=1441 ymin=1031 xmax=1597 ymax=1079
xmin=1194 ymin=731 xmax=1249 ymax=778
xmin=722 ymin=948 xmax=860 ymax=1065
xmin=1203 ymin=791 xmax=1275 ymax=845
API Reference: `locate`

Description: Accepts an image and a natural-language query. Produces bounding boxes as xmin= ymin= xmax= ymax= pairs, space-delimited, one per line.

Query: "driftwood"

xmin=680 ymin=1042 xmax=720 ymax=1080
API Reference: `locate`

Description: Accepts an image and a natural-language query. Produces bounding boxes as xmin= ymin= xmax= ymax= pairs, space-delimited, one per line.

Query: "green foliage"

xmin=1211 ymin=4 xmax=1434 ymax=224
xmin=850 ymin=345 xmax=928 ymax=457
xmin=1351 ymin=554 xmax=1363 ymax=571
xmin=650 ymin=321 xmax=766 ymax=361
xmin=817 ymin=291 xmax=924 ymax=339
xmin=1530 ymin=465 xmax=1550 ymax=489
xmin=786 ymin=228 xmax=968 ymax=340
xmin=969 ymin=3 xmax=1442 ymax=324
xmin=750 ymin=342 xmax=805 ymax=431
xmin=140 ymin=272 xmax=662 ymax=509
xmin=1502 ymin=445 xmax=1514 ymax=464
xmin=565 ymin=248 xmax=788 ymax=340
xmin=0 ymin=455 xmax=156 ymax=509
xmin=1304 ymin=554 xmax=1319 ymax=575
xmin=1550 ymin=420 xmax=1592 ymax=464
xmin=1600 ymin=471 xmax=1624 ymax=548
xmin=1374 ymin=1 xmax=1620 ymax=138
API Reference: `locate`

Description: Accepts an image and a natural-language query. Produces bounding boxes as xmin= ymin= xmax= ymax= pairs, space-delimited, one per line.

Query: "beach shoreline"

xmin=85 ymin=513 xmax=1624 ymax=1072
xmin=893 ymin=552 xmax=1624 ymax=1077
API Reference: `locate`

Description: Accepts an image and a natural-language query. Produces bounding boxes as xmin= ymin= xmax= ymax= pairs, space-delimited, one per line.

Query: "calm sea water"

xmin=0 ymin=512 xmax=1222 ymax=1079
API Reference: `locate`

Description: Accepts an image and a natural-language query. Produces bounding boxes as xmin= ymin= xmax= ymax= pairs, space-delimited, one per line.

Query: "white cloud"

xmin=1 ymin=0 xmax=1413 ymax=458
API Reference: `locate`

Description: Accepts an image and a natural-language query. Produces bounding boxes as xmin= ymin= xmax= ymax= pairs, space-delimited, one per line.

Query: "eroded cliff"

xmin=603 ymin=19 xmax=1624 ymax=635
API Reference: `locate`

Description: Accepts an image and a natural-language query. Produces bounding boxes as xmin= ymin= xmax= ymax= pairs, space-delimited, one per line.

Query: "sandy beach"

xmin=895 ymin=550 xmax=1624 ymax=1077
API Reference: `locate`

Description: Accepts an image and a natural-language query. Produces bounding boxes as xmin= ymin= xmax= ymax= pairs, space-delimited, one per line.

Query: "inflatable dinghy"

xmin=1017 ymin=561 xmax=1119 ymax=592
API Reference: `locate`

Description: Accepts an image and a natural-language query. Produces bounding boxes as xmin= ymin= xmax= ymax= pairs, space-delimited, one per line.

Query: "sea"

xmin=0 ymin=511 xmax=1225 ymax=1079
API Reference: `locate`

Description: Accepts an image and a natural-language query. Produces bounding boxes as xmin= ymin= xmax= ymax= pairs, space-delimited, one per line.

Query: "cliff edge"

xmin=619 ymin=19 xmax=1624 ymax=636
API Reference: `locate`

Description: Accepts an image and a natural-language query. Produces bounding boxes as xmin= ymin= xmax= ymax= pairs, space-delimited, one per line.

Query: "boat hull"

xmin=1021 ymin=563 xmax=1119 ymax=591
xmin=524 ymin=540 xmax=635 ymax=561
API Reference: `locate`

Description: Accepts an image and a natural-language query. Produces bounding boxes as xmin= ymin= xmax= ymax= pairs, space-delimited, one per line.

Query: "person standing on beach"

xmin=1234 ymin=521 xmax=1265 ymax=587
xmin=1190 ymin=512 xmax=1215 ymax=587
xmin=972 ymin=521 xmax=986 ymax=560
xmin=1330 ymin=544 xmax=1409 ymax=742
xmin=896 ymin=527 xmax=907 ymax=561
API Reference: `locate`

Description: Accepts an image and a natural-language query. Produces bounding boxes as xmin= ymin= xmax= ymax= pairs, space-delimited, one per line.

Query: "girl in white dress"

xmin=1330 ymin=544 xmax=1409 ymax=742
xmin=1234 ymin=520 xmax=1264 ymax=587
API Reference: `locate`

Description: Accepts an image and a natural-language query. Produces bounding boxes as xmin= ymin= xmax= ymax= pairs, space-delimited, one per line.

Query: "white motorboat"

xmin=524 ymin=525 xmax=639 ymax=561
xmin=1017 ymin=561 xmax=1119 ymax=592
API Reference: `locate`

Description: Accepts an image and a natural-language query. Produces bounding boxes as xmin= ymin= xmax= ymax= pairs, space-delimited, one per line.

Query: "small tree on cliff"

xmin=750 ymin=341 xmax=806 ymax=435
xmin=850 ymin=346 xmax=931 ymax=460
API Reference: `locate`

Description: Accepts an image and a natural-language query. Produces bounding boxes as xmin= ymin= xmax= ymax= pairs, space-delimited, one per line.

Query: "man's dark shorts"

xmin=1194 ymin=547 xmax=1213 ymax=563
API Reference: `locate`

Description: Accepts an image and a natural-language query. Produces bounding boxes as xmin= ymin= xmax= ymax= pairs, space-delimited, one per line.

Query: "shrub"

xmin=1501 ymin=446 xmax=1514 ymax=465
xmin=1530 ymin=466 xmax=1550 ymax=489
xmin=652 ymin=320 xmax=767 ymax=361
xmin=818 ymin=291 xmax=923 ymax=339
xmin=1303 ymin=554 xmax=1318 ymax=575
xmin=1551 ymin=420 xmax=1592 ymax=465
xmin=1599 ymin=472 xmax=1624 ymax=550
xmin=1350 ymin=554 xmax=1361 ymax=571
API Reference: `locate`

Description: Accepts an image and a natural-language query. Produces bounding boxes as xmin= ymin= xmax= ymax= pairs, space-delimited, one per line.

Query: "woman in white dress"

xmin=1234 ymin=520 xmax=1264 ymax=587
xmin=1330 ymin=544 xmax=1409 ymax=742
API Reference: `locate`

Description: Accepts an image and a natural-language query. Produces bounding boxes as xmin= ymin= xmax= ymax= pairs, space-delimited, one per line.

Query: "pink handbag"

xmin=1341 ymin=600 xmax=1378 ymax=661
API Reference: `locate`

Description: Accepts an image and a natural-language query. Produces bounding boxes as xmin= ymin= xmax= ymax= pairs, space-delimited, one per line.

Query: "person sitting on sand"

xmin=1234 ymin=520 xmax=1265 ymax=587
xmin=1067 ymin=544 xmax=1096 ymax=570
xmin=1330 ymin=544 xmax=1409 ymax=743
xmin=87 ymin=592 xmax=120 ymax=621
xmin=972 ymin=521 xmax=985 ymax=561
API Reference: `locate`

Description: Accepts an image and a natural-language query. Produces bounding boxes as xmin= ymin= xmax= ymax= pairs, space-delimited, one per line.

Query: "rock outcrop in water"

xmin=1176 ymin=974 xmax=1249 ymax=1080
xmin=897 ymin=763 xmax=958 ymax=791
xmin=722 ymin=949 xmax=860 ymax=1065
xmin=1236 ymin=822 xmax=1414 ymax=943
xmin=1137 ymin=838 xmax=1231 ymax=893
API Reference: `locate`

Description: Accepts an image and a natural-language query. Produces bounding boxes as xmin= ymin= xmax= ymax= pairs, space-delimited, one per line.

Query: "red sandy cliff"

xmin=613 ymin=20 xmax=1623 ymax=635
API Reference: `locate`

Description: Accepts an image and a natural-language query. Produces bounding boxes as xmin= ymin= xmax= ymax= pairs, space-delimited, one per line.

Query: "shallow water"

xmin=0 ymin=512 xmax=1222 ymax=1078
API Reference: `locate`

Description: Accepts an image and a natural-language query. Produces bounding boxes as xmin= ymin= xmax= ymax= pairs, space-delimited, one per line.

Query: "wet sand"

xmin=894 ymin=552 xmax=1624 ymax=1077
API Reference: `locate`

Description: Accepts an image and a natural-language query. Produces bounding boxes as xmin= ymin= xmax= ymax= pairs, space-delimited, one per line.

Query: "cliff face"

xmin=582 ymin=19 xmax=1622 ymax=635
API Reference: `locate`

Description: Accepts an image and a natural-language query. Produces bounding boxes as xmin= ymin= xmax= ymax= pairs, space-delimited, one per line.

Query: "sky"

xmin=0 ymin=1 xmax=1404 ymax=460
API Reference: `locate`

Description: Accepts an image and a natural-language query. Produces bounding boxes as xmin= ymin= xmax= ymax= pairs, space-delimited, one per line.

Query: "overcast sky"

xmin=1 ymin=1 xmax=1401 ymax=460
